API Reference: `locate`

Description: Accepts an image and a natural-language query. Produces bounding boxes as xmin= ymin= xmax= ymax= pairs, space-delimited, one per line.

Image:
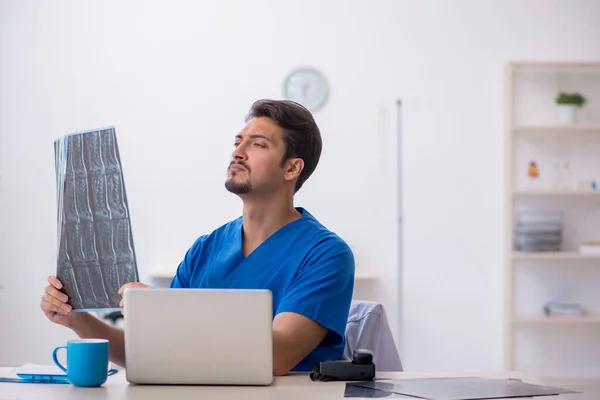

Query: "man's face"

xmin=225 ymin=117 xmax=289 ymax=196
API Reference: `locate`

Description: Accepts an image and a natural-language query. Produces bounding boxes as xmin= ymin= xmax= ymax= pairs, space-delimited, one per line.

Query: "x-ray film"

xmin=54 ymin=126 xmax=139 ymax=311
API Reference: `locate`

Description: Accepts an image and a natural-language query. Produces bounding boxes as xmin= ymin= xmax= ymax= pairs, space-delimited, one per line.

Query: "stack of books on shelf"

xmin=543 ymin=301 xmax=584 ymax=318
xmin=514 ymin=211 xmax=563 ymax=252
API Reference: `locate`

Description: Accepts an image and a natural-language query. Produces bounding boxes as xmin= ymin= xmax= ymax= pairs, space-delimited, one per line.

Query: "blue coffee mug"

xmin=52 ymin=339 xmax=118 ymax=387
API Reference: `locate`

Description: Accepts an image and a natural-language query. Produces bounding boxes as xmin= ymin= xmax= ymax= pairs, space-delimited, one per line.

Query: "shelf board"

xmin=355 ymin=272 xmax=378 ymax=281
xmin=148 ymin=271 xmax=177 ymax=280
xmin=512 ymin=252 xmax=600 ymax=261
xmin=513 ymin=190 xmax=600 ymax=197
xmin=148 ymin=271 xmax=378 ymax=281
xmin=513 ymin=316 xmax=600 ymax=324
xmin=510 ymin=61 xmax=600 ymax=69
xmin=513 ymin=125 xmax=600 ymax=134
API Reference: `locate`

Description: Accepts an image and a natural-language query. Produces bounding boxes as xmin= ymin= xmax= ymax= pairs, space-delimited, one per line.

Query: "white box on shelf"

xmin=579 ymin=243 xmax=600 ymax=255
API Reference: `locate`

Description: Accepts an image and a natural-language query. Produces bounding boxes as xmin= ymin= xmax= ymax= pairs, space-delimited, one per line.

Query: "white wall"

xmin=1 ymin=0 xmax=599 ymax=371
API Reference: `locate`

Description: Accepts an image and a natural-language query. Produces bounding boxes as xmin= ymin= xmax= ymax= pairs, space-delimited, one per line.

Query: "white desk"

xmin=0 ymin=369 xmax=575 ymax=399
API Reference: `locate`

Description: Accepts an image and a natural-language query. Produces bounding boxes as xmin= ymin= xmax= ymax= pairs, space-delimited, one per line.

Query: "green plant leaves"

xmin=555 ymin=92 xmax=587 ymax=107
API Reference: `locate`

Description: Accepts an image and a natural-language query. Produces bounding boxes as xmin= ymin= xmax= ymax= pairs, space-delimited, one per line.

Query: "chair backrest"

xmin=344 ymin=300 xmax=403 ymax=371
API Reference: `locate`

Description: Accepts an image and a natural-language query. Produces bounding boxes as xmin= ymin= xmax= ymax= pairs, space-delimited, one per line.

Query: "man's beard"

xmin=225 ymin=174 xmax=252 ymax=194
xmin=225 ymin=162 xmax=252 ymax=194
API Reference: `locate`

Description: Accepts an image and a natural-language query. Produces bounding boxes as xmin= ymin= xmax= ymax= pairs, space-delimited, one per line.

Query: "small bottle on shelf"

xmin=561 ymin=161 xmax=574 ymax=191
xmin=552 ymin=161 xmax=562 ymax=191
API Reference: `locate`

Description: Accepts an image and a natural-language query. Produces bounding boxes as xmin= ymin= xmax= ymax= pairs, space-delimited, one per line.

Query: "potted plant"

xmin=555 ymin=92 xmax=586 ymax=125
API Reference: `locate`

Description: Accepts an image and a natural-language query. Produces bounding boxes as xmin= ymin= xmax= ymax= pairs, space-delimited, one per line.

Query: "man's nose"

xmin=232 ymin=144 xmax=248 ymax=161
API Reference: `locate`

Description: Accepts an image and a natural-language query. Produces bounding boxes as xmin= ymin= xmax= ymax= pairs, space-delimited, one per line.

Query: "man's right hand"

xmin=40 ymin=275 xmax=126 ymax=366
xmin=41 ymin=275 xmax=77 ymax=328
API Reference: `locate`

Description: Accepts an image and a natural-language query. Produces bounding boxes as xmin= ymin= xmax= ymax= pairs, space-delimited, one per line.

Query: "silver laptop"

xmin=123 ymin=288 xmax=273 ymax=385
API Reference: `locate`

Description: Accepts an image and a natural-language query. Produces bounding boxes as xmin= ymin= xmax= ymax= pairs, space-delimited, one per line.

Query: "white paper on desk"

xmin=0 ymin=368 xmax=19 ymax=379
xmin=14 ymin=362 xmax=117 ymax=377
xmin=15 ymin=363 xmax=66 ymax=377
xmin=350 ymin=377 xmax=579 ymax=400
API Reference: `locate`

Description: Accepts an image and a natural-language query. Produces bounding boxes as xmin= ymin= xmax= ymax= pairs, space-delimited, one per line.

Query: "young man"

xmin=41 ymin=99 xmax=355 ymax=376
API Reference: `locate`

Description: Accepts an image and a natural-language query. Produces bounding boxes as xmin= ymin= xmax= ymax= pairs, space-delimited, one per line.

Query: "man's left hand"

xmin=118 ymin=282 xmax=153 ymax=314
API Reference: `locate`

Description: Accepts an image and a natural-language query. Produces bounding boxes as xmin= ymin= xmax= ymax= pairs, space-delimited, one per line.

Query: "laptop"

xmin=123 ymin=288 xmax=273 ymax=385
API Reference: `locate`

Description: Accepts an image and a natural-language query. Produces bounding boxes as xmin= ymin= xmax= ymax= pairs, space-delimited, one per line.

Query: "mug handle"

xmin=52 ymin=346 xmax=68 ymax=373
xmin=107 ymin=369 xmax=118 ymax=376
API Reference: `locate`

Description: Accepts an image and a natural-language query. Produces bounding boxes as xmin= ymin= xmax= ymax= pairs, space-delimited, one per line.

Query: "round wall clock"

xmin=283 ymin=67 xmax=328 ymax=111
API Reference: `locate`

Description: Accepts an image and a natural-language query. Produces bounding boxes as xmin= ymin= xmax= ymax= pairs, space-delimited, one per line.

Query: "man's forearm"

xmin=272 ymin=312 xmax=329 ymax=376
xmin=272 ymin=329 xmax=297 ymax=376
xmin=70 ymin=313 xmax=126 ymax=368
xmin=272 ymin=328 xmax=323 ymax=376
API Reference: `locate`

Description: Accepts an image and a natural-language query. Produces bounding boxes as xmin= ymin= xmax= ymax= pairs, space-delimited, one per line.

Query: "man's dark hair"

xmin=246 ymin=99 xmax=322 ymax=192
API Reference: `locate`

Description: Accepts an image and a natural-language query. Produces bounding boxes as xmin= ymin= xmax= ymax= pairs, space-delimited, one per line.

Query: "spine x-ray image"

xmin=54 ymin=127 xmax=139 ymax=311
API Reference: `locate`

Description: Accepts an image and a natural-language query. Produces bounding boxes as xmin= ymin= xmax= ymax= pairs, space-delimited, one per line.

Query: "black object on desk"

xmin=103 ymin=311 xmax=124 ymax=325
xmin=311 ymin=349 xmax=376 ymax=382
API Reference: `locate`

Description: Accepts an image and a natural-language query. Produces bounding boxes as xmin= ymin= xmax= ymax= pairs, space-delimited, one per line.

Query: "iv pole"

xmin=396 ymin=99 xmax=404 ymax=359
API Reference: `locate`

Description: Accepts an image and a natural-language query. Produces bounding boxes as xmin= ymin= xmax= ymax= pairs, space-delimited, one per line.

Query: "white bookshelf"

xmin=505 ymin=62 xmax=600 ymax=380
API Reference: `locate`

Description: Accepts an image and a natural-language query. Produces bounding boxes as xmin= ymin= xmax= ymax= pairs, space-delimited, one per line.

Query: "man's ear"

xmin=284 ymin=158 xmax=304 ymax=182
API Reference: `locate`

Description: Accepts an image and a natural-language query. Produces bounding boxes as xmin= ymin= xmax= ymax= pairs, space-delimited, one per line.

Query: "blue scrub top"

xmin=170 ymin=207 xmax=355 ymax=371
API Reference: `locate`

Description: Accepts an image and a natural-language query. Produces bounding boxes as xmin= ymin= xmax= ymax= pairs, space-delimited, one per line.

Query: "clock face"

xmin=283 ymin=67 xmax=328 ymax=111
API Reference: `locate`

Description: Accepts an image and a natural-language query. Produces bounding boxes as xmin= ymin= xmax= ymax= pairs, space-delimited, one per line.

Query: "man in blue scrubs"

xmin=41 ymin=99 xmax=355 ymax=375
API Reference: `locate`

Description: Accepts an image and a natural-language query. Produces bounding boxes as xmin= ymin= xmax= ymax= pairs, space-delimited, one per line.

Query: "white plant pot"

xmin=557 ymin=104 xmax=578 ymax=125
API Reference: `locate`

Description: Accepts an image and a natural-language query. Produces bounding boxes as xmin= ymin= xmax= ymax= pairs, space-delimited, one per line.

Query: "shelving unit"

xmin=505 ymin=62 xmax=600 ymax=380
